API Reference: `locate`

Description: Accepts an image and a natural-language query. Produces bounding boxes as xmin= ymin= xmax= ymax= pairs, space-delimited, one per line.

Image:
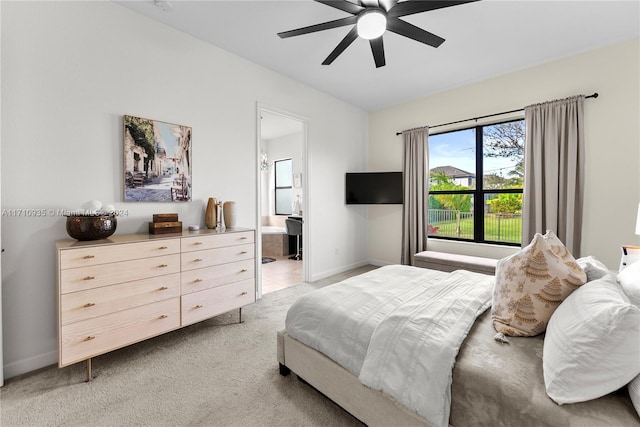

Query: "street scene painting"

xmin=123 ymin=115 xmax=192 ymax=202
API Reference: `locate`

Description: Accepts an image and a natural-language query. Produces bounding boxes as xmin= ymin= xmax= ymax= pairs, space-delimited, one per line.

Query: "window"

xmin=428 ymin=119 xmax=525 ymax=245
xmin=274 ymin=158 xmax=293 ymax=215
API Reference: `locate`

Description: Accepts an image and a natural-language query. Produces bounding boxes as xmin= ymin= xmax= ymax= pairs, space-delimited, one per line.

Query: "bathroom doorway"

xmin=257 ymin=106 xmax=308 ymax=297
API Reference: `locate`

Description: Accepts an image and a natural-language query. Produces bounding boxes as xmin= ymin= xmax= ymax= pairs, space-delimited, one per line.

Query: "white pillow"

xmin=618 ymin=259 xmax=640 ymax=307
xmin=629 ymin=374 xmax=640 ymax=418
xmin=543 ymin=274 xmax=640 ymax=404
xmin=576 ymin=256 xmax=610 ymax=282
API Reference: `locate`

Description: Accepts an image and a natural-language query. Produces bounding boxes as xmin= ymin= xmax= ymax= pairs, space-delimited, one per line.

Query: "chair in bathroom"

xmin=285 ymin=218 xmax=303 ymax=261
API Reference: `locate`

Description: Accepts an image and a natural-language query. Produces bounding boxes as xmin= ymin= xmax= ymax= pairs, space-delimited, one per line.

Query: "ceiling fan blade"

xmin=388 ymin=0 xmax=479 ymax=18
xmin=378 ymin=0 xmax=399 ymax=12
xmin=278 ymin=16 xmax=358 ymax=38
xmin=369 ymin=37 xmax=386 ymax=68
xmin=315 ymin=0 xmax=364 ymax=15
xmin=359 ymin=0 xmax=380 ymax=7
xmin=387 ymin=16 xmax=445 ymax=48
xmin=322 ymin=27 xmax=359 ymax=65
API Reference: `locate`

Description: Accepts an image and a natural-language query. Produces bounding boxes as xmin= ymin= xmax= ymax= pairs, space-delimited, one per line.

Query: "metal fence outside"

xmin=428 ymin=209 xmax=522 ymax=243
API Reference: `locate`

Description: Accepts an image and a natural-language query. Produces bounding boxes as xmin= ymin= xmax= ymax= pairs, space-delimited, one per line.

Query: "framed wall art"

xmin=123 ymin=115 xmax=192 ymax=202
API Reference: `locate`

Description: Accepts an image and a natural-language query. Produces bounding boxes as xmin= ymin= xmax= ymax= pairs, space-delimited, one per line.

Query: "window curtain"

xmin=401 ymin=128 xmax=429 ymax=265
xmin=522 ymin=95 xmax=585 ymax=255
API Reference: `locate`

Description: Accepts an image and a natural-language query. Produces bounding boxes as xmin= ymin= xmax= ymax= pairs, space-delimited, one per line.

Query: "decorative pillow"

xmin=576 ymin=256 xmax=610 ymax=282
xmin=630 ymin=374 xmax=640 ymax=417
xmin=491 ymin=230 xmax=586 ymax=336
xmin=618 ymin=259 xmax=640 ymax=307
xmin=543 ymin=274 xmax=640 ymax=404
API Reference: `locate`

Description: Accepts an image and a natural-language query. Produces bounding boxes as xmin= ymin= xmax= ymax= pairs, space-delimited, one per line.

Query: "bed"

xmin=276 ymin=264 xmax=639 ymax=427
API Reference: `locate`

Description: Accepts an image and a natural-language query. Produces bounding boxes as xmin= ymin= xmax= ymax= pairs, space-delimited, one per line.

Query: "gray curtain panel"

xmin=401 ymin=128 xmax=429 ymax=265
xmin=522 ymin=95 xmax=585 ymax=255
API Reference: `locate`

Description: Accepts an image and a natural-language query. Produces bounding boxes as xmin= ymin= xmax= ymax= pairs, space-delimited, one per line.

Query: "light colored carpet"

xmin=1 ymin=266 xmax=377 ymax=427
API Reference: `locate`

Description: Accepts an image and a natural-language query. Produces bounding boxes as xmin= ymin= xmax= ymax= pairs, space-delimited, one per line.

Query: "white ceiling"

xmin=115 ymin=0 xmax=640 ymax=112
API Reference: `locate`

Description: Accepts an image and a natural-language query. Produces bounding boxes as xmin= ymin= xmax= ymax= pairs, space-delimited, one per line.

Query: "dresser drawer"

xmin=181 ymin=231 xmax=254 ymax=252
xmin=181 ymin=259 xmax=254 ymax=294
xmin=181 ymin=279 xmax=255 ymax=325
xmin=181 ymin=243 xmax=254 ymax=271
xmin=60 ymin=273 xmax=180 ymax=325
xmin=59 ymin=239 xmax=180 ymax=269
xmin=59 ymin=298 xmax=180 ymax=367
xmin=60 ymin=254 xmax=180 ymax=294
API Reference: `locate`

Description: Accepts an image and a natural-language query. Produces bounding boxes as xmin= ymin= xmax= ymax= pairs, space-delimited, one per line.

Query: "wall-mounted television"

xmin=345 ymin=172 xmax=403 ymax=205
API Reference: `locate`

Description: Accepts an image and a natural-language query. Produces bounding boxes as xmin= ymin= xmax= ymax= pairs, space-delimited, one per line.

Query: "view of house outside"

xmin=428 ymin=120 xmax=525 ymax=245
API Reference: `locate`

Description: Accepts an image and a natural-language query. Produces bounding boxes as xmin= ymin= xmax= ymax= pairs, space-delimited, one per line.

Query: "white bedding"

xmin=285 ymin=265 xmax=494 ymax=427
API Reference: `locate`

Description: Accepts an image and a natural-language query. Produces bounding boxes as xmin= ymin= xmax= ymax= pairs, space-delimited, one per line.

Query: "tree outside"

xmin=429 ymin=172 xmax=472 ymax=237
xmin=483 ymin=121 xmax=524 ymax=217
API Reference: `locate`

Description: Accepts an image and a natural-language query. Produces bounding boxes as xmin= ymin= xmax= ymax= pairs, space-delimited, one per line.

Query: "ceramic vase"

xmin=205 ymin=197 xmax=217 ymax=229
xmin=223 ymin=201 xmax=237 ymax=229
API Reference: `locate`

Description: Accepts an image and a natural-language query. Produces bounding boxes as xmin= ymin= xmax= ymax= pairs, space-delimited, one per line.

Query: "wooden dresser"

xmin=56 ymin=228 xmax=255 ymax=380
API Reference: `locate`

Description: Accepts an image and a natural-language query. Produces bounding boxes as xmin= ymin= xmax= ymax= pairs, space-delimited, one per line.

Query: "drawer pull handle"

xmin=83 ymin=255 xmax=95 ymax=259
xmin=193 ymin=279 xmax=202 ymax=283
xmin=158 ymin=264 xmax=168 ymax=268
xmin=158 ymin=286 xmax=168 ymax=291
xmin=193 ymin=242 xmax=203 ymax=246
xmin=240 ymin=269 xmax=248 ymax=272
xmin=83 ymin=276 xmax=95 ymax=281
xmin=158 ymin=246 xmax=168 ymax=250
xmin=239 ymin=251 xmax=247 ymax=255
xmin=159 ymin=314 xmax=168 ymax=319
xmin=239 ymin=291 xmax=248 ymax=296
xmin=84 ymin=336 xmax=95 ymax=342
xmin=83 ymin=302 xmax=96 ymax=308
xmin=194 ymin=304 xmax=203 ymax=309
xmin=240 ymin=237 xmax=248 ymax=240
xmin=194 ymin=258 xmax=203 ymax=262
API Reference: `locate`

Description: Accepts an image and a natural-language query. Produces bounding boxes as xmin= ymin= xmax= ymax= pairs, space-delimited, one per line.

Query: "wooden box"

xmin=153 ymin=213 xmax=179 ymax=223
xmin=149 ymin=221 xmax=183 ymax=234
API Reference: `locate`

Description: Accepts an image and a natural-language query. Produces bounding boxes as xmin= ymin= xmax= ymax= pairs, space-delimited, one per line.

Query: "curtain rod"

xmin=395 ymin=92 xmax=599 ymax=136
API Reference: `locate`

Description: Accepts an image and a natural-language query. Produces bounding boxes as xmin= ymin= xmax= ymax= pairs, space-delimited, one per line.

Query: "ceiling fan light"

xmin=154 ymin=0 xmax=173 ymax=12
xmin=357 ymin=10 xmax=387 ymax=40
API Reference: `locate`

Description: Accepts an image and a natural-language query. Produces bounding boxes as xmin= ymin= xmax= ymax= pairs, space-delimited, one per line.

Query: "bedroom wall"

xmin=1 ymin=1 xmax=368 ymax=378
xmin=368 ymin=37 xmax=640 ymax=269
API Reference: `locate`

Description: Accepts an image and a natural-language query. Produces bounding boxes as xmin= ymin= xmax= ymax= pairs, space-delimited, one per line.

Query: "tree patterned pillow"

xmin=491 ymin=230 xmax=587 ymax=337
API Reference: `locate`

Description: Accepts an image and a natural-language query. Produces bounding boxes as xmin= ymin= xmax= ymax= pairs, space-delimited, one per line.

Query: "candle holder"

xmin=216 ymin=202 xmax=225 ymax=232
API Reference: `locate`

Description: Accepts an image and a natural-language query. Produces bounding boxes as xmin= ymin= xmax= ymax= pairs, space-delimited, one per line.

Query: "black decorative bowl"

xmin=66 ymin=214 xmax=117 ymax=241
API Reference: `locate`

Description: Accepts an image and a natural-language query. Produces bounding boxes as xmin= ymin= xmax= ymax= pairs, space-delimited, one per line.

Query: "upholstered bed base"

xmin=277 ymin=330 xmax=432 ymax=427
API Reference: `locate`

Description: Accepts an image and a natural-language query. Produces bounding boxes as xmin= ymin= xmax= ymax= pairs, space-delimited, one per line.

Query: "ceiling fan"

xmin=278 ymin=0 xmax=479 ymax=68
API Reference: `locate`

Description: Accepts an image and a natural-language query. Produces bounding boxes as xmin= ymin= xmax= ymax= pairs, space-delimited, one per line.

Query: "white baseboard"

xmin=4 ymin=350 xmax=57 ymax=380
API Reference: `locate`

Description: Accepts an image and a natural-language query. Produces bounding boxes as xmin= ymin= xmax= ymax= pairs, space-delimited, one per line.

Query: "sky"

xmin=429 ymin=127 xmax=522 ymax=179
xmin=156 ymin=121 xmax=180 ymax=158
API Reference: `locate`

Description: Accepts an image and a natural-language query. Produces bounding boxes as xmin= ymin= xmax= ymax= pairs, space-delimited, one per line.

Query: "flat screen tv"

xmin=345 ymin=172 xmax=403 ymax=205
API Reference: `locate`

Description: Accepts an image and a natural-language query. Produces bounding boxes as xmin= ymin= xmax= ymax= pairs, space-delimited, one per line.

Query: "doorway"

xmin=257 ymin=106 xmax=308 ymax=297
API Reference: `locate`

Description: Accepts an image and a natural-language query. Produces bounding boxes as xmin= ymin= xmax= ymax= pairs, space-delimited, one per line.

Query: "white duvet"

xmin=285 ymin=264 xmax=494 ymax=427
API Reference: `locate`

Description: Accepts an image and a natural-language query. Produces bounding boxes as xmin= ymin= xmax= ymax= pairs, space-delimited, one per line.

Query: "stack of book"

xmin=149 ymin=213 xmax=182 ymax=234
